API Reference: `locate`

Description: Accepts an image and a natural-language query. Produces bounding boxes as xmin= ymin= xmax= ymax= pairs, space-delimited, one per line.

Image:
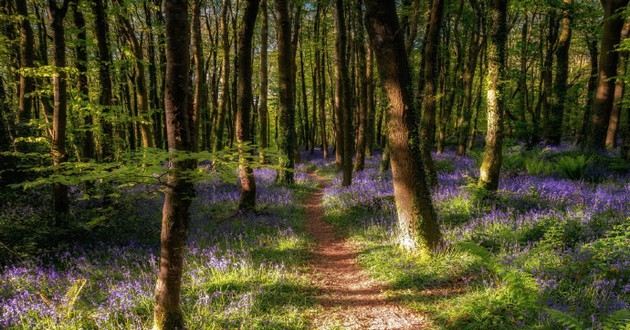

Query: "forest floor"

xmin=305 ymin=173 xmax=428 ymax=329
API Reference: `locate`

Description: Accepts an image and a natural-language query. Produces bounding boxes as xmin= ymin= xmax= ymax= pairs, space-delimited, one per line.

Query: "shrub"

xmin=524 ymin=158 xmax=554 ymax=176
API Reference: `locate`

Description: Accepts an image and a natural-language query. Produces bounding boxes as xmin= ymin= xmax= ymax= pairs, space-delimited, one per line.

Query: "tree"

xmin=275 ymin=0 xmax=296 ymax=185
xmin=605 ymin=22 xmax=630 ymax=149
xmin=334 ymin=0 xmax=353 ymax=186
xmin=478 ymin=0 xmax=508 ymax=191
xmin=92 ymin=0 xmax=114 ymax=160
xmin=546 ymin=0 xmax=573 ymax=145
xmin=153 ymin=0 xmax=193 ymax=328
xmin=419 ymin=0 xmax=444 ymax=187
xmin=16 ymin=0 xmax=36 ymax=133
xmin=587 ymin=0 xmax=630 ymax=150
xmin=364 ymin=0 xmax=442 ymax=252
xmin=49 ymin=0 xmax=70 ymax=225
xmin=236 ymin=0 xmax=260 ymax=211
xmin=258 ymin=0 xmax=269 ymax=161
xmin=70 ymin=0 xmax=95 ymax=160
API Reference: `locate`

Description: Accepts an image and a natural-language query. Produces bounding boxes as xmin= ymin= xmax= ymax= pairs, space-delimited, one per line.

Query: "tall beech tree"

xmin=49 ymin=0 xmax=70 ymax=225
xmin=236 ymin=0 xmax=260 ymax=211
xmin=258 ymin=0 xmax=269 ymax=161
xmin=587 ymin=0 xmax=630 ymax=150
xmin=92 ymin=0 xmax=114 ymax=160
xmin=364 ymin=0 xmax=442 ymax=252
xmin=334 ymin=0 xmax=352 ymax=186
xmin=546 ymin=0 xmax=573 ymax=145
xmin=275 ymin=0 xmax=296 ymax=184
xmin=16 ymin=0 xmax=35 ymax=133
xmin=478 ymin=0 xmax=508 ymax=191
xmin=605 ymin=22 xmax=630 ymax=149
xmin=419 ymin=0 xmax=444 ymax=187
xmin=153 ymin=0 xmax=193 ymax=328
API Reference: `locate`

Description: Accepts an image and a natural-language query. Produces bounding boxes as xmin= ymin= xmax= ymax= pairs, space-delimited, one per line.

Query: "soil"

xmin=305 ymin=175 xmax=428 ymax=329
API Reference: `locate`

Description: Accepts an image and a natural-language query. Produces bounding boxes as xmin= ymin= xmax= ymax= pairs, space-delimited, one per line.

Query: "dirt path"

xmin=305 ymin=175 xmax=428 ymax=330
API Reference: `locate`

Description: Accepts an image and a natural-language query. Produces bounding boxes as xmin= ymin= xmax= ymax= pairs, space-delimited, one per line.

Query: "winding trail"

xmin=305 ymin=174 xmax=428 ymax=329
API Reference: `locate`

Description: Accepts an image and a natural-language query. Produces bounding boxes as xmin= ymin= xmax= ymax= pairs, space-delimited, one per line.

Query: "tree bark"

xmin=334 ymin=0 xmax=353 ymax=186
xmin=275 ymin=0 xmax=296 ymax=184
xmin=214 ymin=0 xmax=231 ymax=152
xmin=365 ymin=0 xmax=442 ymax=252
xmin=71 ymin=0 xmax=95 ymax=160
xmin=479 ymin=0 xmax=508 ymax=191
xmin=575 ymin=38 xmax=598 ymax=146
xmin=153 ymin=0 xmax=193 ymax=328
xmin=587 ymin=0 xmax=630 ymax=150
xmin=258 ymin=0 xmax=269 ymax=161
xmin=605 ymin=22 xmax=630 ymax=149
xmin=16 ymin=0 xmax=35 ymax=131
xmin=49 ymin=0 xmax=70 ymax=226
xmin=236 ymin=0 xmax=260 ymax=211
xmin=191 ymin=0 xmax=205 ymax=152
xmin=546 ymin=0 xmax=573 ymax=145
xmin=420 ymin=0 xmax=444 ymax=188
xmin=92 ymin=0 xmax=114 ymax=160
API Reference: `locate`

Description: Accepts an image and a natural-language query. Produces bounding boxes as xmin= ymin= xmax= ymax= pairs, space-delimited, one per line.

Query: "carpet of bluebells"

xmin=321 ymin=146 xmax=629 ymax=329
xmin=0 ymin=168 xmax=316 ymax=329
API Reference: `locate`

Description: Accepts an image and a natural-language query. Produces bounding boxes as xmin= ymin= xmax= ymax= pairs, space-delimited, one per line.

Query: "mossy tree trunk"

xmin=478 ymin=0 xmax=508 ymax=192
xmin=236 ymin=0 xmax=260 ymax=211
xmin=365 ymin=0 xmax=442 ymax=252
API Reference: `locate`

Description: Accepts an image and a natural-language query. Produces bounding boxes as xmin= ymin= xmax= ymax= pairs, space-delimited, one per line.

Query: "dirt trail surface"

xmin=305 ymin=175 xmax=428 ymax=329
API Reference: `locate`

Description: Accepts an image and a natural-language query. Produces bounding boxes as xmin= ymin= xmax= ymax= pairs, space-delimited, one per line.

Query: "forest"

xmin=0 ymin=0 xmax=629 ymax=329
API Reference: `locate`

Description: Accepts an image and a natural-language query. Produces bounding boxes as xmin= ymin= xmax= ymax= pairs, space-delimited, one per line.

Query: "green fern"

xmin=602 ymin=309 xmax=630 ymax=330
xmin=545 ymin=308 xmax=584 ymax=329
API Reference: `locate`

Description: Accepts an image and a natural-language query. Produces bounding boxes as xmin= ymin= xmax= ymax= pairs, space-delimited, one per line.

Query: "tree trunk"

xmin=258 ymin=0 xmax=269 ymax=161
xmin=535 ymin=12 xmax=558 ymax=146
xmin=586 ymin=0 xmax=629 ymax=150
xmin=71 ymin=1 xmax=95 ymax=160
xmin=275 ymin=0 xmax=296 ymax=184
xmin=214 ymin=0 xmax=231 ymax=152
xmin=49 ymin=0 xmax=70 ymax=225
xmin=153 ymin=0 xmax=193 ymax=328
xmin=354 ymin=4 xmax=368 ymax=172
xmin=605 ymin=22 xmax=630 ymax=149
xmin=334 ymin=0 xmax=353 ymax=186
xmin=236 ymin=0 xmax=260 ymax=211
xmin=16 ymin=0 xmax=35 ymax=135
xmin=419 ymin=0 xmax=444 ymax=188
xmin=365 ymin=0 xmax=442 ymax=252
xmin=191 ymin=0 xmax=205 ymax=152
xmin=479 ymin=0 xmax=508 ymax=191
xmin=546 ymin=0 xmax=573 ymax=145
xmin=456 ymin=1 xmax=483 ymax=155
xmin=92 ymin=0 xmax=114 ymax=160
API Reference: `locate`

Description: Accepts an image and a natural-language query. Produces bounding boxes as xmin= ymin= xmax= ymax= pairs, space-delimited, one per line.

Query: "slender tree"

xmin=419 ymin=0 xmax=444 ymax=187
xmin=16 ymin=0 xmax=36 ymax=131
xmin=153 ymin=0 xmax=193 ymax=328
xmin=70 ymin=0 xmax=95 ymax=160
xmin=49 ymin=0 xmax=70 ymax=225
xmin=587 ymin=0 xmax=630 ymax=150
xmin=364 ymin=0 xmax=442 ymax=252
xmin=605 ymin=22 xmax=629 ymax=149
xmin=258 ymin=0 xmax=269 ymax=161
xmin=275 ymin=0 xmax=296 ymax=184
xmin=92 ymin=0 xmax=114 ymax=160
xmin=546 ymin=0 xmax=573 ymax=145
xmin=236 ymin=0 xmax=260 ymax=211
xmin=334 ymin=0 xmax=353 ymax=186
xmin=478 ymin=0 xmax=508 ymax=191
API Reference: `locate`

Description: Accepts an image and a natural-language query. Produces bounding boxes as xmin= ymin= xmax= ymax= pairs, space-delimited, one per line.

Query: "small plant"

xmin=546 ymin=308 xmax=630 ymax=330
xmin=525 ymin=158 xmax=553 ymax=176
xmin=554 ymin=155 xmax=591 ymax=180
